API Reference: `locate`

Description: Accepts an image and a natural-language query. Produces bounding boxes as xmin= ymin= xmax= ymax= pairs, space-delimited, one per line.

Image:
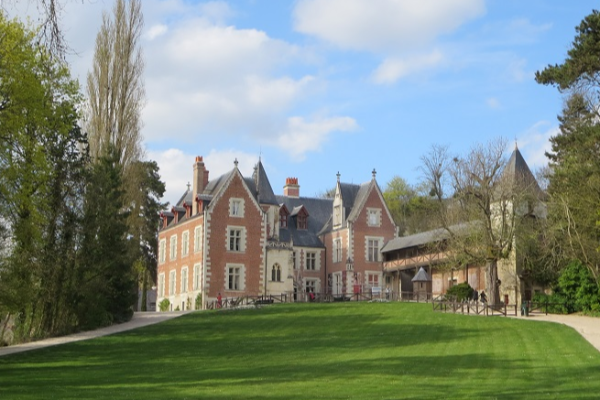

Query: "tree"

xmin=383 ymin=177 xmax=439 ymax=236
xmin=125 ymin=160 xmax=166 ymax=310
xmin=85 ymin=0 xmax=145 ymax=168
xmin=535 ymin=10 xmax=600 ymax=286
xmin=78 ymin=149 xmax=136 ymax=328
xmin=0 ymin=12 xmax=86 ymax=339
xmin=420 ymin=138 xmax=541 ymax=304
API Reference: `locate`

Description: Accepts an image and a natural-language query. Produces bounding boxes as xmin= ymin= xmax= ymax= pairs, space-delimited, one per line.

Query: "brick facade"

xmin=156 ymin=157 xmax=398 ymax=309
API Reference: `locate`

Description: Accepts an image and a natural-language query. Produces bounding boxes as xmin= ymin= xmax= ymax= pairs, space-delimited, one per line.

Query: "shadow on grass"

xmin=1 ymin=303 xmax=600 ymax=399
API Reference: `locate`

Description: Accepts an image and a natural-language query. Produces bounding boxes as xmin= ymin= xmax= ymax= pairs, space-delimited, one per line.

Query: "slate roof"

xmin=381 ymin=222 xmax=476 ymax=253
xmin=347 ymin=181 xmax=374 ymax=222
xmin=276 ymin=195 xmax=333 ymax=248
xmin=501 ymin=146 xmax=543 ymax=197
xmin=412 ymin=267 xmax=431 ymax=282
xmin=251 ymin=160 xmax=279 ymax=206
xmin=381 ymin=228 xmax=449 ymax=253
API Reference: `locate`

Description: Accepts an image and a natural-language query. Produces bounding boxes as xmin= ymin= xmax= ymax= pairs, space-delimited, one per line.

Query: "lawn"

xmin=1 ymin=302 xmax=600 ymax=399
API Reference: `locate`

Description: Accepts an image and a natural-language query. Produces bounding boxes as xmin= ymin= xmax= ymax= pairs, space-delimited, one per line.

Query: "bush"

xmin=158 ymin=299 xmax=170 ymax=312
xmin=195 ymin=293 xmax=203 ymax=310
xmin=556 ymin=260 xmax=600 ymax=313
xmin=445 ymin=282 xmax=474 ymax=302
xmin=531 ymin=292 xmax=571 ymax=314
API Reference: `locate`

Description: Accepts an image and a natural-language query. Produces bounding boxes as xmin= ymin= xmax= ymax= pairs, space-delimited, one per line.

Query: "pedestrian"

xmin=217 ymin=292 xmax=222 ymax=308
xmin=472 ymin=289 xmax=479 ymax=304
xmin=480 ymin=291 xmax=487 ymax=304
xmin=385 ymin=286 xmax=390 ymax=300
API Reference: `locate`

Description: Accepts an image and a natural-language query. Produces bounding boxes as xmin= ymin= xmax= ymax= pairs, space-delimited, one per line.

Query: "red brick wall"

xmin=205 ymin=172 xmax=265 ymax=298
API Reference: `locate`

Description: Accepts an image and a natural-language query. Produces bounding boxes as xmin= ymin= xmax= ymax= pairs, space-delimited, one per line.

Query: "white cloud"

xmin=147 ymin=148 xmax=258 ymax=207
xmin=371 ymin=50 xmax=444 ymax=84
xmin=141 ymin=17 xmax=315 ymax=143
xmin=517 ymin=121 xmax=558 ymax=169
xmin=276 ymin=116 xmax=358 ymax=161
xmin=146 ymin=24 xmax=168 ymax=40
xmin=294 ymin=0 xmax=485 ymax=53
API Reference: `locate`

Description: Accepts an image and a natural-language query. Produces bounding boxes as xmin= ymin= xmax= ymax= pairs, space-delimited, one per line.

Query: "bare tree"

xmin=421 ymin=138 xmax=541 ymax=304
xmin=86 ymin=0 xmax=145 ymax=168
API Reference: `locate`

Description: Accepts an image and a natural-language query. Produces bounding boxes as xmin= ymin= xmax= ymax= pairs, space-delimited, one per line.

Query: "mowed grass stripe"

xmin=1 ymin=302 xmax=599 ymax=399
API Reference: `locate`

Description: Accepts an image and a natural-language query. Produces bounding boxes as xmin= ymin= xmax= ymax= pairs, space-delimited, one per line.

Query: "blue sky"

xmin=9 ymin=1 xmax=598 ymax=205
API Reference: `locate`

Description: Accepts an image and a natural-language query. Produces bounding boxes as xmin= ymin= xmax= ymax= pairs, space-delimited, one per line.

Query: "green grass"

xmin=1 ymin=302 xmax=600 ymax=399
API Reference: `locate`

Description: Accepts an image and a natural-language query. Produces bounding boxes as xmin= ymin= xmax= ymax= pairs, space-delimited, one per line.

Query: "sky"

xmin=7 ymin=0 xmax=598 ymax=206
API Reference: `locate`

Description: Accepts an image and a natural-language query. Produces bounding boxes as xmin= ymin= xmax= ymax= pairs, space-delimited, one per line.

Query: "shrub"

xmin=158 ymin=299 xmax=170 ymax=312
xmin=556 ymin=260 xmax=600 ymax=313
xmin=195 ymin=293 xmax=203 ymax=310
xmin=445 ymin=282 xmax=474 ymax=302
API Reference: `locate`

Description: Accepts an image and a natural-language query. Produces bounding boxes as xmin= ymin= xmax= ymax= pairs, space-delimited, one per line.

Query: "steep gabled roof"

xmin=502 ymin=146 xmax=543 ymax=196
xmin=251 ymin=160 xmax=279 ymax=206
xmin=339 ymin=183 xmax=361 ymax=218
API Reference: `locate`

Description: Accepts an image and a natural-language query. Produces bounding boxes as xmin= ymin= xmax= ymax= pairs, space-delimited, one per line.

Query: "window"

xmin=181 ymin=267 xmax=189 ymax=293
xmin=159 ymin=239 xmax=166 ymax=264
xmin=271 ymin=264 xmax=281 ymax=281
xmin=227 ymin=265 xmax=243 ymax=291
xmin=194 ymin=225 xmax=203 ymax=253
xmin=306 ymin=252 xmax=316 ymax=270
xmin=333 ymin=238 xmax=342 ymax=263
xmin=230 ymin=198 xmax=244 ymax=217
xmin=367 ymin=273 xmax=379 ymax=288
xmin=280 ymin=213 xmax=288 ymax=228
xmin=158 ymin=273 xmax=165 ymax=297
xmin=182 ymin=231 xmax=189 ymax=257
xmin=193 ymin=264 xmax=202 ymax=290
xmin=367 ymin=208 xmax=381 ymax=227
xmin=292 ymin=251 xmax=297 ymax=270
xmin=366 ymin=237 xmax=381 ymax=262
xmin=170 ymin=235 xmax=177 ymax=260
xmin=305 ymin=279 xmax=317 ymax=293
xmin=228 ymin=227 xmax=243 ymax=252
xmin=169 ymin=270 xmax=176 ymax=295
xmin=297 ymin=215 xmax=307 ymax=230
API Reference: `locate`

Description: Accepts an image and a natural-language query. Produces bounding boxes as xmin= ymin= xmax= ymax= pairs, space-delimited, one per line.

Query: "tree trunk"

xmin=487 ymin=260 xmax=501 ymax=305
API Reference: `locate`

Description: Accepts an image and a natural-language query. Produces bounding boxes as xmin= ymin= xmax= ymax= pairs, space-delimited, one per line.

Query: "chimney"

xmin=283 ymin=177 xmax=300 ymax=198
xmin=193 ymin=156 xmax=208 ymax=215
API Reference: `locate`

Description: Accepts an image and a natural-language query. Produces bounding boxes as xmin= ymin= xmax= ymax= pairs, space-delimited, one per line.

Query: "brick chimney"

xmin=283 ymin=177 xmax=300 ymax=198
xmin=192 ymin=156 xmax=209 ymax=215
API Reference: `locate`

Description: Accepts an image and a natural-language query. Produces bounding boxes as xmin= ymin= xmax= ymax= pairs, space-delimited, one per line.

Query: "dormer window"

xmin=291 ymin=205 xmax=309 ymax=230
xmin=279 ymin=205 xmax=289 ymax=229
xmin=298 ymin=215 xmax=307 ymax=230
xmin=281 ymin=214 xmax=288 ymax=228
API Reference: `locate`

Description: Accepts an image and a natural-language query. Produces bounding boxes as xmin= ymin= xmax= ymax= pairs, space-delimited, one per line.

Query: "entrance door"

xmin=332 ymin=272 xmax=342 ymax=296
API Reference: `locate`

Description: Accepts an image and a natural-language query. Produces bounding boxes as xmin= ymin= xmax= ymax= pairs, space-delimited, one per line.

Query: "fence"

xmin=432 ymin=296 xmax=518 ymax=317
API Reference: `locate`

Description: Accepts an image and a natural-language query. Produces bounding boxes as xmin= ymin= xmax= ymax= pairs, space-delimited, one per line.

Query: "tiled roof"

xmin=412 ymin=267 xmax=431 ymax=282
xmin=276 ymin=195 xmax=332 ymax=248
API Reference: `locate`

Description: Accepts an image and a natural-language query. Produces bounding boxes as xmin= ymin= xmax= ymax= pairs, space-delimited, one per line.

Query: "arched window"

xmin=272 ymin=263 xmax=281 ymax=281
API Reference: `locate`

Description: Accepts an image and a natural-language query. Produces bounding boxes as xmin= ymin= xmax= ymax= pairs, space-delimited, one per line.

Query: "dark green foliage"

xmin=78 ymin=150 xmax=136 ymax=328
xmin=556 ymin=261 xmax=600 ymax=312
xmin=532 ymin=292 xmax=571 ymax=314
xmin=535 ymin=10 xmax=600 ymax=292
xmin=445 ymin=282 xmax=474 ymax=302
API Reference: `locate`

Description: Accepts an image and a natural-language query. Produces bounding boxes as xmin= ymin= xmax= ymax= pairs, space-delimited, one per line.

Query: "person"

xmin=472 ymin=290 xmax=479 ymax=304
xmin=217 ymin=292 xmax=222 ymax=308
xmin=385 ymin=286 xmax=390 ymax=300
xmin=480 ymin=291 xmax=487 ymax=304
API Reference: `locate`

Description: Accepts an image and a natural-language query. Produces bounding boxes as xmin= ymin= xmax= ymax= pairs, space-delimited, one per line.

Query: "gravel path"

xmin=0 ymin=311 xmax=190 ymax=357
xmin=1 ymin=310 xmax=600 ymax=357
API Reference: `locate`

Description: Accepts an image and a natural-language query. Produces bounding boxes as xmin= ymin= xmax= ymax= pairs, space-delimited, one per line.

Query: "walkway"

xmin=517 ymin=313 xmax=600 ymax=352
xmin=0 ymin=311 xmax=189 ymax=357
